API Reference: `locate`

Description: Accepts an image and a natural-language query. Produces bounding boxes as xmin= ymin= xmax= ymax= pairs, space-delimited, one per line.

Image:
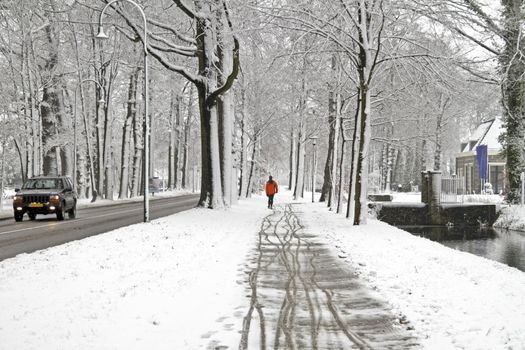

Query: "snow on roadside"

xmin=494 ymin=204 xmax=525 ymax=232
xmin=76 ymin=190 xmax=195 ymax=209
xmin=301 ymin=202 xmax=525 ymax=350
xmin=0 ymin=196 xmax=269 ymax=350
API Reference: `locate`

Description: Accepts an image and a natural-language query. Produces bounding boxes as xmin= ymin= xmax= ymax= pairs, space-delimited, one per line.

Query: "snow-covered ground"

xmin=391 ymin=191 xmax=505 ymax=205
xmin=1 ymin=191 xmax=525 ymax=349
xmin=0 ymin=196 xmax=265 ymax=349
xmin=391 ymin=191 xmax=422 ymax=203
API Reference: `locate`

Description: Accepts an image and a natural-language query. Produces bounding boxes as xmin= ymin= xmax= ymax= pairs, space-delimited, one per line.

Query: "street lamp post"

xmin=97 ymin=0 xmax=150 ymax=222
xmin=73 ymin=79 xmax=104 ymax=197
xmin=310 ymin=136 xmax=318 ymax=203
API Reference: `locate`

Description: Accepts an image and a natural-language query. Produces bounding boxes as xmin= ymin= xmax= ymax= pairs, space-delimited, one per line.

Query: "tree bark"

xmin=131 ymin=83 xmax=143 ymax=198
xmin=288 ymin=127 xmax=296 ymax=191
xmin=238 ymin=86 xmax=248 ymax=197
xmin=320 ymin=55 xmax=339 ymax=203
xmin=119 ymin=67 xmax=139 ymax=199
xmin=182 ymin=85 xmax=194 ymax=189
xmin=40 ymin=24 xmax=66 ymax=176
xmin=218 ymin=21 xmax=235 ymax=206
xmin=174 ymin=95 xmax=183 ymax=189
xmin=245 ymin=137 xmax=257 ymax=197
xmin=500 ymin=0 xmax=525 ymax=202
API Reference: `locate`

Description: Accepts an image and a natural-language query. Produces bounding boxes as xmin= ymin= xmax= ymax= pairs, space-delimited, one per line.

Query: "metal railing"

xmin=441 ymin=176 xmax=465 ymax=203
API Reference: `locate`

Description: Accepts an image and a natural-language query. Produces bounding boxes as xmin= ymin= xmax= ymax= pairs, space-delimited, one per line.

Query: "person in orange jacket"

xmin=265 ymin=175 xmax=278 ymax=209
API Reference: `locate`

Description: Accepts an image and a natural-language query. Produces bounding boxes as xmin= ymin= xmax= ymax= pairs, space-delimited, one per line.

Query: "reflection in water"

xmin=400 ymin=226 xmax=525 ymax=272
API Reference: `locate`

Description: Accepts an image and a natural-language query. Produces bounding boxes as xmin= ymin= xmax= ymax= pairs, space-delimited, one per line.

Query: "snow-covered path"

xmin=237 ymin=203 xmax=418 ymax=349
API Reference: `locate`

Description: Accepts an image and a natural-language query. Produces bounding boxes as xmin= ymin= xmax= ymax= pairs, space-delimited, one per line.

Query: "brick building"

xmin=455 ymin=118 xmax=506 ymax=194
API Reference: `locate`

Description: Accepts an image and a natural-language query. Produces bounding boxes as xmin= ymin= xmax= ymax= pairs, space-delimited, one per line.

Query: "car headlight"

xmin=13 ymin=195 xmax=22 ymax=202
xmin=50 ymin=195 xmax=60 ymax=201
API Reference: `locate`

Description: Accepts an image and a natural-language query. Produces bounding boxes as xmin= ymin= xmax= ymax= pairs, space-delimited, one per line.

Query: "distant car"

xmin=148 ymin=177 xmax=163 ymax=195
xmin=12 ymin=176 xmax=77 ymax=222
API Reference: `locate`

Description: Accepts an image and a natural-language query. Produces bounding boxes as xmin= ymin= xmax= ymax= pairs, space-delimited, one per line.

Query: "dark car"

xmin=12 ymin=176 xmax=77 ymax=222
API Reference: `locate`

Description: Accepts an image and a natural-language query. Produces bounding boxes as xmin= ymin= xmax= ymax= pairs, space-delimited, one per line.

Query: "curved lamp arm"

xmin=96 ymin=0 xmax=148 ymax=55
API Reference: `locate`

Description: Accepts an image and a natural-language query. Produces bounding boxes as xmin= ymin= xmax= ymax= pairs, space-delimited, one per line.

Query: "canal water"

xmin=400 ymin=226 xmax=525 ymax=272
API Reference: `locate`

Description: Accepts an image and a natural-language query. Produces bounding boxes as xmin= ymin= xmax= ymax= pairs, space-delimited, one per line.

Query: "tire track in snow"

xmin=235 ymin=204 xmax=419 ymax=350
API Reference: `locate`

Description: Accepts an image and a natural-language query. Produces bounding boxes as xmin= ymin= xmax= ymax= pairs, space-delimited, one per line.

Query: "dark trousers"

xmin=267 ymin=194 xmax=274 ymax=208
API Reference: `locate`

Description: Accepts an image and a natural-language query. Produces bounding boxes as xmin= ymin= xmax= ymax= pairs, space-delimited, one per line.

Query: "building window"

xmin=489 ymin=165 xmax=505 ymax=194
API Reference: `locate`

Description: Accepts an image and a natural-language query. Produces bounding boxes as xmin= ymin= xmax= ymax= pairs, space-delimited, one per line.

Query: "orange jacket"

xmin=265 ymin=180 xmax=278 ymax=196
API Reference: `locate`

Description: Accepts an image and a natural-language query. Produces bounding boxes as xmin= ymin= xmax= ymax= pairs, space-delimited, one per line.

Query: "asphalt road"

xmin=0 ymin=194 xmax=199 ymax=261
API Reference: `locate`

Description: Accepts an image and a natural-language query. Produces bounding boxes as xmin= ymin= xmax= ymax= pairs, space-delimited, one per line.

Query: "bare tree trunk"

xmin=104 ymin=112 xmax=114 ymax=200
xmin=293 ymin=77 xmax=307 ymax=200
xmin=238 ymin=87 xmax=248 ymax=197
xmin=131 ymin=94 xmax=143 ymax=198
xmin=195 ymin=2 xmax=225 ymax=209
xmin=182 ymin=85 xmax=194 ymax=189
xmin=168 ymin=91 xmax=177 ymax=190
xmin=336 ymin=139 xmax=346 ymax=214
xmin=218 ymin=20 xmax=235 ymax=206
xmin=288 ymin=127 xmax=296 ymax=191
xmin=320 ymin=55 xmax=339 ymax=203
xmin=346 ymin=93 xmax=361 ymax=220
xmin=329 ymin=92 xmax=341 ymax=210
xmin=14 ymin=138 xmax=26 ymax=181
xmin=119 ymin=66 xmax=139 ymax=199
xmin=245 ymin=138 xmax=257 ymax=197
xmin=294 ymin=132 xmax=306 ymax=200
xmin=174 ymin=95 xmax=183 ymax=189
xmin=40 ymin=24 xmax=66 ymax=176
xmin=434 ymin=94 xmax=449 ymax=171
xmin=352 ymin=2 xmax=374 ymax=225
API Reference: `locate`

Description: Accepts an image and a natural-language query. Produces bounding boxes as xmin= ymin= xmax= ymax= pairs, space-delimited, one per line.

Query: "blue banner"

xmin=476 ymin=145 xmax=488 ymax=181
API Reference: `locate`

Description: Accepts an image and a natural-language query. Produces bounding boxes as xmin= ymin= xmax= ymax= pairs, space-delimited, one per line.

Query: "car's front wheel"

xmin=14 ymin=212 xmax=23 ymax=222
xmin=68 ymin=202 xmax=76 ymax=219
xmin=56 ymin=204 xmax=65 ymax=221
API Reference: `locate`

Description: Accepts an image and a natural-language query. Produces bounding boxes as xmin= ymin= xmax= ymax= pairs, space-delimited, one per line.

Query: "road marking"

xmin=0 ymin=199 xmax=196 ymax=236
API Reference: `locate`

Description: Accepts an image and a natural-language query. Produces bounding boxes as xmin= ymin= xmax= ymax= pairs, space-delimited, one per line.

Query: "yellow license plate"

xmin=28 ymin=203 xmax=44 ymax=208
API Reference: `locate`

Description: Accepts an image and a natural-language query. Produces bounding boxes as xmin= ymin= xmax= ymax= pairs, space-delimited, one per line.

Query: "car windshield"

xmin=22 ymin=179 xmax=63 ymax=190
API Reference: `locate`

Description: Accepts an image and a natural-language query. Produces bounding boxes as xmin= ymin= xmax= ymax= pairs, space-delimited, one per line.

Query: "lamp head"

xmin=96 ymin=26 xmax=109 ymax=40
